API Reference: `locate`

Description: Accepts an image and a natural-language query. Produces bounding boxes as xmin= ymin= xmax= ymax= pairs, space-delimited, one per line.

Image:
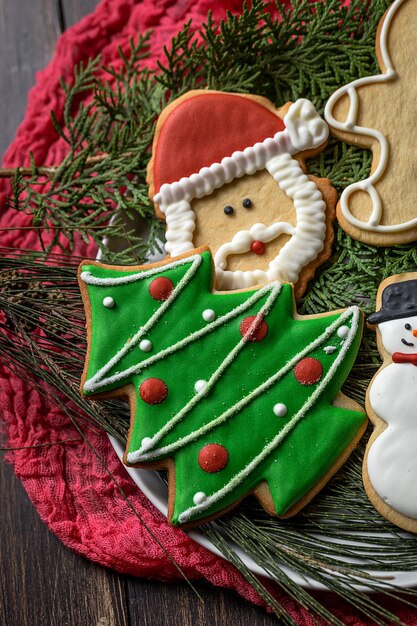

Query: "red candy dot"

xmin=139 ymin=378 xmax=168 ymax=404
xmin=294 ymin=357 xmax=323 ymax=386
xmin=198 ymin=444 xmax=229 ymax=473
xmin=250 ymin=240 xmax=266 ymax=255
xmin=149 ymin=277 xmax=174 ymax=301
xmin=239 ymin=315 xmax=268 ymax=342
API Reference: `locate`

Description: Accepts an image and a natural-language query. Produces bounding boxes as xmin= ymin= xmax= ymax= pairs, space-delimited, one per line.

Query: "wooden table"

xmin=0 ymin=2 xmax=278 ymax=624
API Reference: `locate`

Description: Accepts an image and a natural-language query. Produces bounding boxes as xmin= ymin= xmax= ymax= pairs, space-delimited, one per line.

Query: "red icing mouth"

xmin=250 ymin=240 xmax=266 ymax=255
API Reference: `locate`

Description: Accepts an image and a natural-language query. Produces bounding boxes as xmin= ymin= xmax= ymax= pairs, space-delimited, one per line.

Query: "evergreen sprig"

xmin=0 ymin=248 xmax=130 ymax=440
xmin=6 ymin=36 xmax=166 ymax=263
xmin=3 ymin=0 xmax=417 ymax=623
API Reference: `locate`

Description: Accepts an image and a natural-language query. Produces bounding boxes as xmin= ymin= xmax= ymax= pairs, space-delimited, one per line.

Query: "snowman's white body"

xmin=367 ymin=315 xmax=417 ymax=519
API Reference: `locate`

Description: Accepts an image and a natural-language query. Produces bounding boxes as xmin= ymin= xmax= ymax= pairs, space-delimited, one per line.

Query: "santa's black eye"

xmin=224 ymin=205 xmax=234 ymax=216
xmin=405 ymin=323 xmax=412 ymax=330
xmin=242 ymin=198 xmax=252 ymax=209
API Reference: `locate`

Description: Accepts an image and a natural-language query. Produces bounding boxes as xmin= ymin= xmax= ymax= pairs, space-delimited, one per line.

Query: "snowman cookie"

xmin=365 ymin=274 xmax=417 ymax=532
xmin=325 ymin=0 xmax=417 ymax=245
xmin=148 ymin=91 xmax=337 ymax=298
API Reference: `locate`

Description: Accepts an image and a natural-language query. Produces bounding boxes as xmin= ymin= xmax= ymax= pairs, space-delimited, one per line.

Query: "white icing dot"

xmin=337 ymin=325 xmax=350 ymax=339
xmin=202 ymin=308 xmax=216 ymax=322
xmin=273 ymin=403 xmax=288 ymax=417
xmin=103 ymin=296 xmax=115 ymax=309
xmin=139 ymin=339 xmax=153 ymax=352
xmin=193 ymin=491 xmax=207 ymax=505
xmin=141 ymin=437 xmax=153 ymax=451
xmin=324 ymin=345 xmax=337 ymax=354
xmin=195 ymin=380 xmax=207 ymax=394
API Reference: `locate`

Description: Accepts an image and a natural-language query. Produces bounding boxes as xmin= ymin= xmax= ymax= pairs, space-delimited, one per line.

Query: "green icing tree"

xmin=80 ymin=249 xmax=366 ymax=526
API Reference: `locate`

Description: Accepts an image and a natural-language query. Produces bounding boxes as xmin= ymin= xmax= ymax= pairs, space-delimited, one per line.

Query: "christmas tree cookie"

xmin=148 ymin=91 xmax=337 ymax=298
xmin=365 ymin=274 xmax=417 ymax=532
xmin=325 ymin=0 xmax=417 ymax=245
xmin=79 ymin=247 xmax=367 ymax=527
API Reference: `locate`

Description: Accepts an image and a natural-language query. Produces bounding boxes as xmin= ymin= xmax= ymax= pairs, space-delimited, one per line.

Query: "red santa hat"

xmin=148 ymin=91 xmax=328 ymax=215
xmin=150 ymin=91 xmax=286 ymax=196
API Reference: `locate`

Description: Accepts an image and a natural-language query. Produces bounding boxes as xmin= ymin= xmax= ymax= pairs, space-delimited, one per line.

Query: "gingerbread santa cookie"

xmin=79 ymin=247 xmax=366 ymax=527
xmin=365 ymin=274 xmax=417 ymax=532
xmin=148 ymin=91 xmax=336 ymax=298
xmin=325 ymin=0 xmax=417 ymax=245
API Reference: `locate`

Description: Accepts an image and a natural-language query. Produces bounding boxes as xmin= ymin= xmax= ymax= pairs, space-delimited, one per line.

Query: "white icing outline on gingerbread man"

xmin=324 ymin=0 xmax=412 ymax=234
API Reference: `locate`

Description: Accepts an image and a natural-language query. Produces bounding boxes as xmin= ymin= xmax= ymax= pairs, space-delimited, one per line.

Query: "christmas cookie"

xmin=148 ymin=91 xmax=337 ymax=298
xmin=325 ymin=0 xmax=417 ymax=245
xmin=79 ymin=247 xmax=367 ymax=527
xmin=365 ymin=273 xmax=417 ymax=532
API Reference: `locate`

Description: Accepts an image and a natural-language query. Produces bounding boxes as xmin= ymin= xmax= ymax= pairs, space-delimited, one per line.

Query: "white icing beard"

xmin=213 ymin=151 xmax=327 ymax=289
xmin=214 ymin=221 xmax=295 ymax=289
xmin=163 ymin=152 xmax=326 ymax=290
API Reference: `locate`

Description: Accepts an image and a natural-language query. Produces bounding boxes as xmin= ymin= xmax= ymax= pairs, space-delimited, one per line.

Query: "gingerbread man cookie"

xmin=365 ymin=274 xmax=417 ymax=532
xmin=325 ymin=0 xmax=417 ymax=245
xmin=148 ymin=91 xmax=336 ymax=298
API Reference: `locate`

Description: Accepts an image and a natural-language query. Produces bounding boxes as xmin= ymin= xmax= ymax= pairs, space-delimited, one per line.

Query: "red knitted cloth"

xmin=0 ymin=1 xmax=415 ymax=623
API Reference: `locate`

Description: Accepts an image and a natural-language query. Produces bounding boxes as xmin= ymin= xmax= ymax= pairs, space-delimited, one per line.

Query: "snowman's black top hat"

xmin=368 ymin=279 xmax=417 ymax=325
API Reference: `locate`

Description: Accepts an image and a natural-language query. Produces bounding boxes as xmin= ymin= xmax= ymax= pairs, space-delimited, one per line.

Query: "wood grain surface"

xmin=0 ymin=1 xmax=279 ymax=624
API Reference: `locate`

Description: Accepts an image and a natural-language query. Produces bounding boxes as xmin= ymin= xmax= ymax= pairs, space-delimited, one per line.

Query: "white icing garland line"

xmin=324 ymin=0 xmax=405 ymax=233
xmin=176 ymin=306 xmax=360 ymax=524
xmin=128 ymin=283 xmax=283 ymax=460
xmin=83 ymin=255 xmax=202 ymax=393
xmin=85 ymin=271 xmax=278 ymax=393
xmin=129 ymin=306 xmax=359 ymax=469
xmin=80 ymin=254 xmax=201 ymax=286
xmin=214 ymin=152 xmax=326 ymax=290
